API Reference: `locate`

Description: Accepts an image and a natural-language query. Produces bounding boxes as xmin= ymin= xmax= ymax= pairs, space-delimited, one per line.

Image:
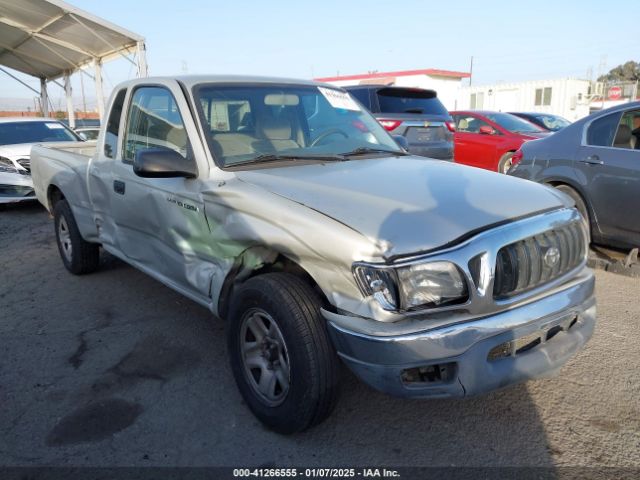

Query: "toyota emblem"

xmin=544 ymin=247 xmax=560 ymax=268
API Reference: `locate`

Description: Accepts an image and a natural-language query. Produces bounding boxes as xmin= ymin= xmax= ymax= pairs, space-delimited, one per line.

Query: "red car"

xmin=450 ymin=111 xmax=550 ymax=173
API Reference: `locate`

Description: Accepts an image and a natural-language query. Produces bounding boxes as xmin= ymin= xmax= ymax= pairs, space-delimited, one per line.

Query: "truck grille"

xmin=493 ymin=221 xmax=585 ymax=299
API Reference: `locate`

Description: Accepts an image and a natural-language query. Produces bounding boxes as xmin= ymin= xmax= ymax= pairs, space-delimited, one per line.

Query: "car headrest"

xmin=257 ymin=114 xmax=292 ymax=140
xmin=614 ymin=124 xmax=632 ymax=145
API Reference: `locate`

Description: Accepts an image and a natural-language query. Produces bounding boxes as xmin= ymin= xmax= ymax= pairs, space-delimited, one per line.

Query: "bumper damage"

xmin=325 ymin=271 xmax=596 ymax=398
xmin=0 ymin=172 xmax=36 ymax=204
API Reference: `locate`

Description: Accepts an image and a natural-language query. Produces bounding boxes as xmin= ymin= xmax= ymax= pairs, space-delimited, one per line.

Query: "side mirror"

xmin=479 ymin=125 xmax=495 ymax=135
xmin=133 ymin=148 xmax=197 ymax=179
xmin=78 ymin=132 xmax=88 ymax=141
xmin=392 ymin=134 xmax=409 ymax=150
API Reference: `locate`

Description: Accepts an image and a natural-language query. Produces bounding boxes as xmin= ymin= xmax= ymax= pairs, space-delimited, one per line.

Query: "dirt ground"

xmin=1 ymin=202 xmax=639 ymax=468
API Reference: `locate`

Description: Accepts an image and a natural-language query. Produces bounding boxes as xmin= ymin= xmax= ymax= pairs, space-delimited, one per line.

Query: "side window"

xmin=586 ymin=112 xmax=622 ymax=147
xmin=456 ymin=115 xmax=490 ymax=133
xmin=104 ymin=89 xmax=126 ymax=158
xmin=613 ymin=110 xmax=640 ymax=150
xmin=123 ymin=87 xmax=189 ymax=162
xmin=347 ymin=88 xmax=371 ymax=109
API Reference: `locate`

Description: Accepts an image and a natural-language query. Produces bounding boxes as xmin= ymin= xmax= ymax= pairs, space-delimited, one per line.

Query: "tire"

xmin=53 ymin=199 xmax=99 ymax=274
xmin=554 ymin=184 xmax=591 ymax=243
xmin=227 ymin=273 xmax=339 ymax=434
xmin=497 ymin=152 xmax=515 ymax=174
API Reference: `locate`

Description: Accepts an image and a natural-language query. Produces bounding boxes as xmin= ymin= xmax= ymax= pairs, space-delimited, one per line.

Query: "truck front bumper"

xmin=325 ymin=272 xmax=596 ymax=398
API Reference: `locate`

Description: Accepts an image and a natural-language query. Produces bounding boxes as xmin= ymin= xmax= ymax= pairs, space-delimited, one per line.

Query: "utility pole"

xmin=469 ymin=56 xmax=473 ymax=86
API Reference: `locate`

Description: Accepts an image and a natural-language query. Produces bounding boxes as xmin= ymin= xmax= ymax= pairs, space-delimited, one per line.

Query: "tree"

xmin=598 ymin=61 xmax=640 ymax=83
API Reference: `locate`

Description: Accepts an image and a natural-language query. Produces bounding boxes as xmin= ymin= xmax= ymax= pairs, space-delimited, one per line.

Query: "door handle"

xmin=113 ymin=180 xmax=125 ymax=195
xmin=579 ymin=155 xmax=603 ymax=165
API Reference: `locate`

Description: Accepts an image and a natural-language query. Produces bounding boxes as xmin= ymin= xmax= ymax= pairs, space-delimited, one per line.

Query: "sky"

xmin=1 ymin=0 xmax=639 ymax=110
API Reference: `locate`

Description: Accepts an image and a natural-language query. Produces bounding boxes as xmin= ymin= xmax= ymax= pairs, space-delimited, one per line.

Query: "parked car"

xmin=508 ymin=102 xmax=640 ymax=250
xmin=31 ymin=75 xmax=595 ymax=433
xmin=451 ymin=111 xmax=550 ymax=173
xmin=344 ymin=85 xmax=455 ymax=160
xmin=61 ymin=118 xmax=100 ymax=128
xmin=74 ymin=127 xmax=100 ymax=141
xmin=0 ymin=118 xmax=81 ymax=203
xmin=509 ymin=112 xmax=571 ymax=132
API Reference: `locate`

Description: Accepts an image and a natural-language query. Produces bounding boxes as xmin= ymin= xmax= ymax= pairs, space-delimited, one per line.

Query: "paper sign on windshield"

xmin=45 ymin=123 xmax=64 ymax=129
xmin=318 ymin=87 xmax=361 ymax=111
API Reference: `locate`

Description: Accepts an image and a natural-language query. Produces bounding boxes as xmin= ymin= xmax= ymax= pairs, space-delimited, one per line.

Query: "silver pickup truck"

xmin=31 ymin=76 xmax=596 ymax=433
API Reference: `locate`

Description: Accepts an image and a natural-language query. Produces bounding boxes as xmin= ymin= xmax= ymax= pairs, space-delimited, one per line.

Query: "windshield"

xmin=376 ymin=87 xmax=449 ymax=115
xmin=0 ymin=121 xmax=79 ymax=146
xmin=533 ymin=114 xmax=570 ymax=131
xmin=484 ymin=112 xmax=545 ymax=134
xmin=193 ymin=84 xmax=403 ymax=167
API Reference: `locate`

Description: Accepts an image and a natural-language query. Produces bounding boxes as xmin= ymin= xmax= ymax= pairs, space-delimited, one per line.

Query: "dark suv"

xmin=345 ymin=85 xmax=455 ymax=160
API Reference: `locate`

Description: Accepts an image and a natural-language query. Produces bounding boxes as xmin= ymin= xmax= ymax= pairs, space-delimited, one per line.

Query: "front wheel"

xmin=227 ymin=273 xmax=339 ymax=434
xmin=53 ymin=199 xmax=99 ymax=274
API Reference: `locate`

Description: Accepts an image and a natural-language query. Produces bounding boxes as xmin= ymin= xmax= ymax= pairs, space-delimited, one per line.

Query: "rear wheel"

xmin=554 ymin=184 xmax=591 ymax=243
xmin=497 ymin=152 xmax=515 ymax=174
xmin=53 ymin=199 xmax=99 ymax=274
xmin=227 ymin=273 xmax=339 ymax=434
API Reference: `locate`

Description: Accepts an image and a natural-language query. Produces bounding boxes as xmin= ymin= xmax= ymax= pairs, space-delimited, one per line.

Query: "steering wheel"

xmin=310 ymin=128 xmax=349 ymax=147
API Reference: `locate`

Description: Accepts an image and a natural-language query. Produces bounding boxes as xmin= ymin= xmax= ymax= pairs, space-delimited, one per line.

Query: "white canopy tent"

xmin=0 ymin=0 xmax=147 ymax=127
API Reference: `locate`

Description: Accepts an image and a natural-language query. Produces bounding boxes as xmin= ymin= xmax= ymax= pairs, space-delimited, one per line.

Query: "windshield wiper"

xmin=340 ymin=147 xmax=409 ymax=157
xmin=231 ymin=153 xmax=345 ymax=166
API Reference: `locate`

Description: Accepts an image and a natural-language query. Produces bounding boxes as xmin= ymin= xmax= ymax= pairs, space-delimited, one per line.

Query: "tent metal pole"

xmin=40 ymin=77 xmax=49 ymax=117
xmin=64 ymin=71 xmax=75 ymax=128
xmin=94 ymin=59 xmax=105 ymax=122
xmin=136 ymin=41 xmax=148 ymax=78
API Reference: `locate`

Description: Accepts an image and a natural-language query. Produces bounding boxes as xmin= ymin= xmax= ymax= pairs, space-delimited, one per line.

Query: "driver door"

xmin=577 ymin=109 xmax=640 ymax=246
xmin=109 ymin=84 xmax=215 ymax=302
xmin=453 ymin=114 xmax=499 ymax=169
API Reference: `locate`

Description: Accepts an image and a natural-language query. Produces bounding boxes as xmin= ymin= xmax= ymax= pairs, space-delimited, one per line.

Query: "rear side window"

xmin=123 ymin=87 xmax=189 ymax=162
xmin=346 ymin=88 xmax=371 ymax=109
xmin=104 ymin=89 xmax=126 ymax=158
xmin=586 ymin=112 xmax=622 ymax=147
xmin=376 ymin=87 xmax=448 ymax=115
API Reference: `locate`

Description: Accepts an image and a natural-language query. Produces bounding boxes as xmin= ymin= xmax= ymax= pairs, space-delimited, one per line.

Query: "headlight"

xmin=0 ymin=157 xmax=18 ymax=173
xmin=354 ymin=261 xmax=468 ymax=312
xmin=397 ymin=261 xmax=468 ymax=309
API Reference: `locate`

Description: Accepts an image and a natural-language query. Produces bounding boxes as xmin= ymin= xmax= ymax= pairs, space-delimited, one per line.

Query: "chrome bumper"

xmin=325 ymin=270 xmax=596 ymax=398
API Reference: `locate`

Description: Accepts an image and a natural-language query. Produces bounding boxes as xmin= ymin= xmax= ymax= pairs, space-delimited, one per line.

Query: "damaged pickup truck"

xmin=31 ymin=76 xmax=596 ymax=433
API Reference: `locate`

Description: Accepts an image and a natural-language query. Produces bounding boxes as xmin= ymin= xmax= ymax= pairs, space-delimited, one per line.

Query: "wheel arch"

xmin=46 ymin=184 xmax=66 ymax=212
xmin=216 ymin=245 xmax=332 ymax=320
xmin=543 ymin=179 xmax=600 ymax=238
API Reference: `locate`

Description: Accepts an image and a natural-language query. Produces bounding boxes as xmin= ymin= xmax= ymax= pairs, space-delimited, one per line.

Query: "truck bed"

xmin=31 ymin=141 xmax=97 ymax=215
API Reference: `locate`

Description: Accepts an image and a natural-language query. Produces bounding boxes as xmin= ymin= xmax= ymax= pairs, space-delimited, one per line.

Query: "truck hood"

xmin=235 ymin=156 xmax=569 ymax=258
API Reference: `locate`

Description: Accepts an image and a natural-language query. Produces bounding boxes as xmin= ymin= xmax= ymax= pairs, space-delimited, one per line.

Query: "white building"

xmin=315 ymin=68 xmax=471 ymax=111
xmin=457 ymin=78 xmax=592 ymax=121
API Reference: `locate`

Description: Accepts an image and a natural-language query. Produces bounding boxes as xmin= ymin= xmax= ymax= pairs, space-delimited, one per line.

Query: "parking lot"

xmin=0 ymin=202 xmax=638 ymax=468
